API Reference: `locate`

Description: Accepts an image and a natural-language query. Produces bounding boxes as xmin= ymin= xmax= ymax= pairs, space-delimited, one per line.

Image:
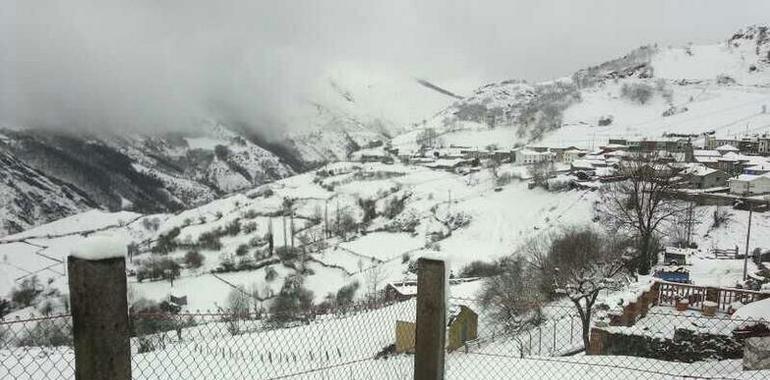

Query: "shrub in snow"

xmin=11 ymin=276 xmax=42 ymax=307
xmin=383 ymin=194 xmax=408 ymax=219
xmin=712 ymin=206 xmax=733 ymax=229
xmin=264 ymin=266 xmax=278 ymax=282
xmin=276 ymin=246 xmax=301 ymax=262
xmin=446 ymin=211 xmax=472 ymax=230
xmin=716 ymin=74 xmax=736 ymax=85
xmin=136 ymin=257 xmax=180 ymax=282
xmin=17 ymin=318 xmax=72 ymax=347
xmin=183 ymin=250 xmax=204 ymax=269
xmin=152 ymin=227 xmax=180 ymax=255
xmin=242 ymin=221 xmax=258 ymax=234
xmin=268 ymin=276 xmax=314 ymax=326
xmin=620 ymin=83 xmax=654 ymax=104
xmin=197 ymin=228 xmax=223 ymax=250
xmin=385 ymin=209 xmax=420 ymax=233
xmin=225 ymin=219 xmax=241 ymax=236
xmin=142 ymin=217 xmax=160 ymax=231
xmin=460 ymin=260 xmax=505 ymax=278
xmin=242 ymin=209 xmax=259 ymax=219
xmin=235 ymin=244 xmax=250 ymax=257
xmin=335 ymin=281 xmax=359 ymax=307
xmin=0 ymin=298 xmax=10 ymax=318
xmin=130 ymin=298 xmax=186 ymax=353
xmin=334 ymin=210 xmax=358 ymax=240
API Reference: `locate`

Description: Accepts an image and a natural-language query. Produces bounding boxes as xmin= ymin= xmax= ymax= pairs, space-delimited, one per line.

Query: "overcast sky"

xmin=2 ymin=0 xmax=770 ymax=134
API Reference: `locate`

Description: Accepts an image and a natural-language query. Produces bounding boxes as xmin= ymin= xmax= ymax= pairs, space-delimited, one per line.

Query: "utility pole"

xmin=743 ymin=201 xmax=753 ymax=282
xmin=324 ymin=200 xmax=329 ymax=238
xmin=742 ymin=182 xmax=754 ymax=282
xmin=447 ymin=190 xmax=452 ymax=216
xmin=336 ymin=200 xmax=340 ymax=238
xmin=267 ymin=217 xmax=274 ymax=256
xmin=282 ymin=215 xmax=287 ymax=248
xmin=290 ymin=208 xmax=295 ymax=250
xmin=685 ymin=200 xmax=695 ymax=247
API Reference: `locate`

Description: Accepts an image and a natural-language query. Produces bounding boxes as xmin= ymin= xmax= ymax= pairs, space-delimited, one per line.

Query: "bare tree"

xmin=543 ymin=227 xmax=631 ymax=350
xmin=223 ymin=286 xmax=251 ymax=335
xmin=480 ymin=256 xmax=545 ymax=349
xmin=415 ymin=128 xmax=438 ymax=148
xmin=364 ymin=261 xmax=386 ymax=301
xmin=599 ymin=154 xmax=687 ymax=274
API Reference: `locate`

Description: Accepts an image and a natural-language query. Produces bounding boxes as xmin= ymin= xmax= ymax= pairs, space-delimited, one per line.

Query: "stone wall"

xmin=589 ymin=327 xmax=743 ymax=362
xmin=744 ymin=337 xmax=770 ymax=370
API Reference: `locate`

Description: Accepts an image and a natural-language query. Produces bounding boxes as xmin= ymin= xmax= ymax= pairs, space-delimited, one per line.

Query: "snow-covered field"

xmin=0 ymin=161 xmax=599 ymax=311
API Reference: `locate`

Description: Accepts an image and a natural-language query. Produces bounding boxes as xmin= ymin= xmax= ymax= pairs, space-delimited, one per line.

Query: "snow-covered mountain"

xmin=0 ymin=70 xmax=454 ymax=236
xmin=393 ymin=25 xmax=770 ymax=153
xmin=0 ymin=122 xmax=293 ymax=235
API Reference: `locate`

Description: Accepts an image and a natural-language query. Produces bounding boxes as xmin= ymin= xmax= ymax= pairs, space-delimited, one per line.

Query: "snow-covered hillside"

xmin=0 ymin=67 xmax=455 ymax=236
xmin=282 ymin=66 xmax=458 ymax=164
xmin=0 ymin=161 xmax=594 ymax=312
xmin=0 ymin=122 xmax=295 ymax=236
xmin=393 ymin=25 xmax=770 ymax=153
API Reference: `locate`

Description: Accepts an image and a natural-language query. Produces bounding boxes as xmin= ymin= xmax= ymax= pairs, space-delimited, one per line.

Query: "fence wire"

xmin=0 ymin=314 xmax=74 ymax=380
xmin=447 ymin=296 xmax=770 ymax=380
xmin=2 ymin=296 xmax=770 ymax=379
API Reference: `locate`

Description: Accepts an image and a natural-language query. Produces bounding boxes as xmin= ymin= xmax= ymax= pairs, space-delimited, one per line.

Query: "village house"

xmin=562 ymin=148 xmax=587 ymax=164
xmin=680 ymin=165 xmax=728 ymax=189
xmin=395 ymin=303 xmax=478 ymax=353
xmin=729 ymin=173 xmax=770 ymax=195
xmin=692 ymin=149 xmax=721 ymax=168
xmin=715 ymin=144 xmax=740 ymax=155
xmin=514 ymin=148 xmax=556 ymax=165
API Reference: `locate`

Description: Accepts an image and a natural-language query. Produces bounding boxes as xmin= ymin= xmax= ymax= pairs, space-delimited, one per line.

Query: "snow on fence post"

xmin=414 ymin=257 xmax=446 ymax=380
xmin=68 ymin=255 xmax=131 ymax=380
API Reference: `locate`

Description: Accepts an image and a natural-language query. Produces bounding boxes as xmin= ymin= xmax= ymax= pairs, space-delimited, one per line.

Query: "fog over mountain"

xmin=2 ymin=0 xmax=770 ymax=137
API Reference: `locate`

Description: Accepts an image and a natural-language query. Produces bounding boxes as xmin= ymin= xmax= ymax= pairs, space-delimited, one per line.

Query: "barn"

xmin=394 ymin=303 xmax=478 ymax=353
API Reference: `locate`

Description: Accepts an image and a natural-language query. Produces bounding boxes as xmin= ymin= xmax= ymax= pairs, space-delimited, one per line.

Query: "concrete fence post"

xmin=414 ymin=258 xmax=446 ymax=380
xmin=68 ymin=256 xmax=131 ymax=380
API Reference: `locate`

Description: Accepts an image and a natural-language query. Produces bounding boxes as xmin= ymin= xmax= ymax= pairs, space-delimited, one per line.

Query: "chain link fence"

xmin=129 ymin=299 xmax=416 ymax=379
xmin=2 ymin=296 xmax=770 ymax=379
xmin=447 ymin=297 xmax=770 ymax=380
xmin=0 ymin=314 xmax=74 ymax=380
xmin=1 ymin=300 xmax=416 ymax=380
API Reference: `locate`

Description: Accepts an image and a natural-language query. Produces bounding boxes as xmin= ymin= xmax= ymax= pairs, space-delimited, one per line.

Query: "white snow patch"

xmin=70 ymin=235 xmax=128 ymax=260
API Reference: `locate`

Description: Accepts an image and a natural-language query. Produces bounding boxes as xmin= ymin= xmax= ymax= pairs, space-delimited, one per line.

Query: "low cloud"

xmin=2 ymin=0 xmax=769 ymax=136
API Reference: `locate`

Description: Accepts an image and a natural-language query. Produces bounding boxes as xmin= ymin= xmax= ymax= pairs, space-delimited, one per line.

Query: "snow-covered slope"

xmin=394 ymin=25 xmax=770 ymax=153
xmin=0 ymin=150 xmax=97 ymax=234
xmin=282 ymin=66 xmax=457 ymax=164
xmin=0 ymin=122 xmax=295 ymax=236
xmin=0 ymin=161 xmax=595 ymax=312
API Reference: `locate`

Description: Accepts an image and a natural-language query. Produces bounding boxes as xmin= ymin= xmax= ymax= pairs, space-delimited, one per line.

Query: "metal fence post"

xmin=414 ymin=258 xmax=446 ymax=380
xmin=68 ymin=256 xmax=131 ymax=380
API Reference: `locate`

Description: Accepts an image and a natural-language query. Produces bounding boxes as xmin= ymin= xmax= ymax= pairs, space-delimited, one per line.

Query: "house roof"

xmin=682 ymin=165 xmax=719 ymax=177
xmin=716 ymin=144 xmax=740 ymax=152
xmin=695 ymin=156 xmax=719 ymax=163
xmin=693 ymin=149 xmax=721 ymax=157
xmin=571 ymin=160 xmax=595 ymax=170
